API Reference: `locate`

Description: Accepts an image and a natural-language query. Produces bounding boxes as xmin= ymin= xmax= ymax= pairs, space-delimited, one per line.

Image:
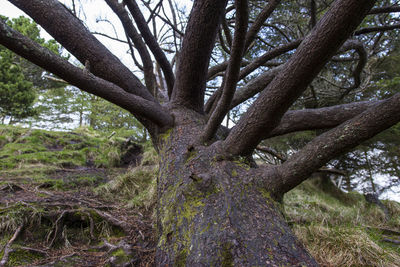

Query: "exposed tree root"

xmin=0 ymin=224 xmax=23 ymax=266
xmin=0 ymin=183 xmax=24 ymax=193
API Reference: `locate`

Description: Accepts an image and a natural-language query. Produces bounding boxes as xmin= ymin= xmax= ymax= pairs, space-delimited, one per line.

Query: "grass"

xmin=284 ymin=178 xmax=400 ymax=266
xmin=96 ymin=165 xmax=158 ymax=210
xmin=1 ymin=125 xmax=399 ymax=266
xmin=0 ymin=125 xmax=136 ymax=179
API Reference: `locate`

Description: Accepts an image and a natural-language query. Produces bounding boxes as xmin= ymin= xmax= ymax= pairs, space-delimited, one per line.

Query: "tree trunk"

xmin=155 ymin=109 xmax=317 ymax=266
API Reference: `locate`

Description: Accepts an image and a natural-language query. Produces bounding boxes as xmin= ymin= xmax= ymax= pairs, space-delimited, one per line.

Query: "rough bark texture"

xmin=4 ymin=0 xmax=400 ymax=265
xmin=155 ymin=109 xmax=317 ymax=266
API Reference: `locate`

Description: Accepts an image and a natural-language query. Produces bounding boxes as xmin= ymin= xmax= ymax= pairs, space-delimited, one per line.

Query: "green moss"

xmin=110 ymin=248 xmax=132 ymax=264
xmin=175 ymin=248 xmax=188 ymax=267
xmin=7 ymin=247 xmax=44 ymax=266
xmin=233 ymin=159 xmax=250 ymax=171
xmin=159 ymin=128 xmax=173 ymax=142
xmin=231 ymin=169 xmax=238 ymax=177
xmin=185 ymin=150 xmax=198 ymax=163
xmin=220 ymin=243 xmax=234 ymax=267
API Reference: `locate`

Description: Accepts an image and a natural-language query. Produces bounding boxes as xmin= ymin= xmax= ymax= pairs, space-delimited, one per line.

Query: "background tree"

xmin=1 ymin=0 xmax=400 ymax=265
xmin=0 ymin=16 xmax=65 ymax=125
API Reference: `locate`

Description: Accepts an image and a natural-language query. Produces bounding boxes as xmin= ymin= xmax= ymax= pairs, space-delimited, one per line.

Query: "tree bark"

xmin=155 ymin=109 xmax=317 ymax=266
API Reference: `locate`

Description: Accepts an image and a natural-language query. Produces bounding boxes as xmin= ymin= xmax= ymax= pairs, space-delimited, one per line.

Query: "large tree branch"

xmin=239 ymin=39 xmax=302 ymax=80
xmin=124 ymin=0 xmax=175 ymax=97
xmin=368 ymin=5 xmax=400 ymax=14
xmin=355 ymin=24 xmax=400 ymax=35
xmin=105 ymin=0 xmax=156 ymax=96
xmin=223 ymin=0 xmax=376 ymax=156
xmin=270 ymin=93 xmax=400 ymax=196
xmin=244 ymin=0 xmax=281 ymax=51
xmin=8 ymin=0 xmax=153 ymax=101
xmin=266 ymin=100 xmax=382 ymax=138
xmin=202 ymin=0 xmax=249 ymax=142
xmin=171 ymin=0 xmax=228 ymax=112
xmin=0 ymin=19 xmax=173 ymax=129
xmin=230 ymin=66 xmax=283 ymax=108
xmin=338 ymin=40 xmax=368 ymax=98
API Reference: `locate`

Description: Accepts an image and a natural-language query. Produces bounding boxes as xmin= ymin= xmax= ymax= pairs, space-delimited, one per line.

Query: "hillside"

xmin=0 ymin=125 xmax=399 ymax=266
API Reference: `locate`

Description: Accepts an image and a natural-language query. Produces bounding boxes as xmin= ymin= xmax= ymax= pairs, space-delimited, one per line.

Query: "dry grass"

xmin=285 ymin=179 xmax=400 ymax=267
xmin=294 ymin=225 xmax=400 ymax=267
xmin=96 ymin=165 xmax=158 ymax=210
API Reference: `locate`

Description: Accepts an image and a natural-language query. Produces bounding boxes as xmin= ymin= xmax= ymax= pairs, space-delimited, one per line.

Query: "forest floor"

xmin=0 ymin=126 xmax=157 ymax=266
xmin=0 ymin=125 xmax=400 ymax=266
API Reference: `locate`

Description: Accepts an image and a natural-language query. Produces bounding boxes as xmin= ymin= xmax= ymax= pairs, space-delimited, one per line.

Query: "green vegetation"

xmin=284 ymin=178 xmax=400 ymax=266
xmin=0 ymin=16 xmax=63 ymax=125
xmin=0 ymin=125 xmax=399 ymax=266
xmin=0 ymin=125 xmax=136 ymax=177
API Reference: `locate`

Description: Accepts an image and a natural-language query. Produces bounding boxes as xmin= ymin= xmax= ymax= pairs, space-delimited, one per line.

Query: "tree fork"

xmin=155 ymin=110 xmax=317 ymax=266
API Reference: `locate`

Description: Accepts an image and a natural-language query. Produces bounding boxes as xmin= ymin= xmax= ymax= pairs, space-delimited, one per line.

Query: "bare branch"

xmin=368 ymin=5 xmax=400 ymax=14
xmin=256 ymin=147 xmax=346 ymax=175
xmin=0 ymin=225 xmax=24 ymax=266
xmin=338 ymin=40 xmax=368 ymax=99
xmin=355 ymin=24 xmax=400 ymax=35
xmin=309 ymin=0 xmax=317 ymax=28
xmin=230 ymin=66 xmax=283 ymax=108
xmin=0 ymin=20 xmax=173 ymax=129
xmin=124 ymin=0 xmax=175 ymax=97
xmin=105 ymin=0 xmax=156 ymax=96
xmin=267 ymin=100 xmax=382 ymax=138
xmin=8 ymin=0 xmax=153 ymax=101
xmin=245 ymin=0 xmax=281 ymax=51
xmin=272 ymin=93 xmax=400 ymax=195
xmin=223 ymin=0 xmax=376 ymax=156
xmin=202 ymin=0 xmax=249 ymax=142
xmin=92 ymin=32 xmax=128 ymax=44
xmin=171 ymin=0 xmax=228 ymax=112
xmin=239 ymin=39 xmax=302 ymax=80
xmin=207 ymin=60 xmax=249 ymax=81
xmin=256 ymin=146 xmax=286 ymax=162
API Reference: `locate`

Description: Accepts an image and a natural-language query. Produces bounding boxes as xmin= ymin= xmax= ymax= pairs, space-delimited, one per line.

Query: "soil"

xmin=0 ymin=167 xmax=156 ymax=267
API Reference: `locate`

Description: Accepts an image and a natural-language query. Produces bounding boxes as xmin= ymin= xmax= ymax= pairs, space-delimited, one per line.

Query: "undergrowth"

xmin=285 ymin=178 xmax=400 ymax=266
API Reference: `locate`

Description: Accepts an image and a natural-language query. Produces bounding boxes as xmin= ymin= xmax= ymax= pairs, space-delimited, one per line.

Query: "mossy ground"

xmin=1 ymin=125 xmax=399 ymax=266
xmin=0 ymin=125 xmax=156 ymax=266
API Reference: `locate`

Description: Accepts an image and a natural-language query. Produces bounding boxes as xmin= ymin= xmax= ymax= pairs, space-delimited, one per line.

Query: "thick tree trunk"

xmin=155 ymin=109 xmax=317 ymax=266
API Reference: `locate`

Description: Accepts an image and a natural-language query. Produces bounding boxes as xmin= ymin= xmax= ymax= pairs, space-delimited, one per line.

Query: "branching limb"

xmin=222 ymin=18 xmax=233 ymax=49
xmin=223 ymin=0 xmax=376 ymax=156
xmin=8 ymin=0 xmax=153 ymax=101
xmin=368 ymin=5 xmax=400 ymax=14
xmin=270 ymin=93 xmax=400 ymax=196
xmin=124 ymin=0 xmax=175 ymax=97
xmin=338 ymin=40 xmax=368 ymax=99
xmin=230 ymin=65 xmax=283 ymax=108
xmin=207 ymin=60 xmax=249 ymax=81
xmin=244 ymin=0 xmax=281 ymax=51
xmin=105 ymin=0 xmax=157 ymax=96
xmin=256 ymin=146 xmax=346 ymax=175
xmin=202 ymin=0 xmax=249 ymax=142
xmin=266 ymin=100 xmax=382 ymax=138
xmin=355 ymin=24 xmax=400 ymax=35
xmin=0 ymin=21 xmax=173 ymax=129
xmin=171 ymin=0 xmax=228 ymax=112
xmin=239 ymin=39 xmax=302 ymax=80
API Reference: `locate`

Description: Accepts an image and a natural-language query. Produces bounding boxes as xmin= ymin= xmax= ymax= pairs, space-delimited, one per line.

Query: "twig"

xmin=18 ymin=246 xmax=48 ymax=256
xmin=0 ymin=225 xmax=24 ymax=266
xmin=48 ymin=210 xmax=67 ymax=248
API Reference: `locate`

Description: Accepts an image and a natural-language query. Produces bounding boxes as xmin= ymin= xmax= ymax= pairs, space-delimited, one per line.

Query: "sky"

xmin=1 ymin=0 xmax=399 ymax=202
